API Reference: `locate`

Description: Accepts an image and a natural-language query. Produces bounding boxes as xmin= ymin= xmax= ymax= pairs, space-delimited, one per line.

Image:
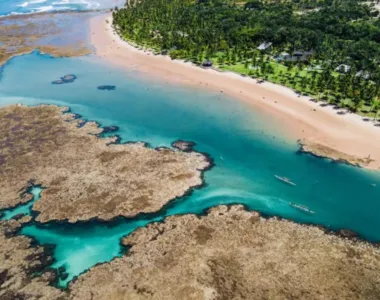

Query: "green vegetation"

xmin=113 ymin=0 xmax=380 ymax=118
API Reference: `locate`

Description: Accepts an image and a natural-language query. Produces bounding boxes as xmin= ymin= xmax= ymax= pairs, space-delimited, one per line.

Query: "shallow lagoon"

xmin=1 ymin=52 xmax=380 ymax=287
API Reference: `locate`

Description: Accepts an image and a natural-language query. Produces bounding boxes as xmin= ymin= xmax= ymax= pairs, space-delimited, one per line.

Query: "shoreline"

xmin=90 ymin=13 xmax=380 ymax=170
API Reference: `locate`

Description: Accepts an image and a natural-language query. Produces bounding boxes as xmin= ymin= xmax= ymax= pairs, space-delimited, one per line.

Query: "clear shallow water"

xmin=1 ymin=52 xmax=380 ymax=287
xmin=1 ymin=186 xmax=42 ymax=220
xmin=0 ymin=0 xmax=122 ymax=16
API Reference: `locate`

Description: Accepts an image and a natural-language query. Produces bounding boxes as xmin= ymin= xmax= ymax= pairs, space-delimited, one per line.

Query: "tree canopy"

xmin=113 ymin=0 xmax=380 ymax=116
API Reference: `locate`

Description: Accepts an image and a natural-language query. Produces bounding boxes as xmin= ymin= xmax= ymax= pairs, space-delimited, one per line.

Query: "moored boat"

xmin=275 ymin=175 xmax=296 ymax=186
xmin=290 ymin=202 xmax=315 ymax=214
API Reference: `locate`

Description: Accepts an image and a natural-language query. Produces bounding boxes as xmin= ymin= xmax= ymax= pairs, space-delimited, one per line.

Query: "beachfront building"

xmin=335 ymin=64 xmax=351 ymax=73
xmin=293 ymin=51 xmax=304 ymax=57
xmin=291 ymin=50 xmax=313 ymax=62
xmin=355 ymin=70 xmax=371 ymax=80
xmin=275 ymin=50 xmax=312 ymax=62
xmin=257 ymin=42 xmax=272 ymax=51
xmin=274 ymin=52 xmax=291 ymax=62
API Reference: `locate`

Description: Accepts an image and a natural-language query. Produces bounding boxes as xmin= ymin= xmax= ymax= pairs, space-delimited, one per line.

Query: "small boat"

xmin=274 ymin=175 xmax=296 ymax=186
xmin=290 ymin=202 xmax=315 ymax=214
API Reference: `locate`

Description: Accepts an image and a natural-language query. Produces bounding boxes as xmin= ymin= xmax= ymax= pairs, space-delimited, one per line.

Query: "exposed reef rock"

xmin=298 ymin=139 xmax=374 ymax=168
xmin=52 ymin=74 xmax=77 ymax=84
xmin=101 ymin=125 xmax=119 ymax=134
xmin=0 ymin=12 xmax=93 ymax=67
xmin=172 ymin=139 xmax=196 ymax=152
xmin=70 ymin=205 xmax=380 ymax=300
xmin=0 ymin=104 xmax=210 ymax=222
xmin=0 ymin=220 xmax=66 ymax=299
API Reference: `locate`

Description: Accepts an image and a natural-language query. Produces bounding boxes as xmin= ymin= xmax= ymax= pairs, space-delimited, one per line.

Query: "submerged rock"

xmin=172 ymin=139 xmax=196 ymax=152
xmin=52 ymin=74 xmax=77 ymax=85
xmin=97 ymin=85 xmax=116 ymax=90
xmin=102 ymin=125 xmax=119 ymax=134
xmin=339 ymin=229 xmax=359 ymax=239
xmin=13 ymin=213 xmax=26 ymax=221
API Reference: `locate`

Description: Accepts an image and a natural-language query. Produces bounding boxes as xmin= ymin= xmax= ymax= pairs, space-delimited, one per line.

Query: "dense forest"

xmin=113 ymin=0 xmax=380 ymax=118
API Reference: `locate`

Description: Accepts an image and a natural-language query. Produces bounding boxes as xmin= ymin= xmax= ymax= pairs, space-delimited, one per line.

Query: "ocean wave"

xmin=35 ymin=5 xmax=54 ymax=12
xmin=16 ymin=0 xmax=46 ymax=8
xmin=0 ymin=0 xmax=104 ymax=17
xmin=52 ymin=0 xmax=69 ymax=5
xmin=30 ymin=0 xmax=48 ymax=3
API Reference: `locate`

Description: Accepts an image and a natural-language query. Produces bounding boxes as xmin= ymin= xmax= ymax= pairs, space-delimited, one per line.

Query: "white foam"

xmin=49 ymin=0 xmax=100 ymax=8
xmin=30 ymin=0 xmax=47 ymax=4
xmin=17 ymin=2 xmax=29 ymax=7
xmin=35 ymin=5 xmax=54 ymax=12
xmin=52 ymin=0 xmax=69 ymax=5
xmin=9 ymin=11 xmax=26 ymax=15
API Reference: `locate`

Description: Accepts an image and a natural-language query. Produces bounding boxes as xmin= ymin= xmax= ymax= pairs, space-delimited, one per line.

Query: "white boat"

xmin=274 ymin=175 xmax=296 ymax=186
xmin=290 ymin=202 xmax=315 ymax=214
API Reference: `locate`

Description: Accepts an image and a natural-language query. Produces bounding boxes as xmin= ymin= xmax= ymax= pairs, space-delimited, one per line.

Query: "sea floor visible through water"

xmin=1 ymin=50 xmax=380 ymax=287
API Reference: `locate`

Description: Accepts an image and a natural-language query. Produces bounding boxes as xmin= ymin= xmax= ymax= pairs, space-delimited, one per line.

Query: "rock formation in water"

xmin=0 ymin=105 xmax=211 ymax=222
xmin=70 ymin=205 xmax=380 ymax=300
xmin=172 ymin=140 xmax=196 ymax=152
xmin=0 ymin=220 xmax=66 ymax=300
xmin=97 ymin=85 xmax=116 ymax=90
xmin=298 ymin=139 xmax=374 ymax=168
xmin=52 ymin=74 xmax=77 ymax=84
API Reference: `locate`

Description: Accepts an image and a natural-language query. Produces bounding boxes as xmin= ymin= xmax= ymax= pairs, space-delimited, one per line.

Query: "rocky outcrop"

xmin=69 ymin=205 xmax=380 ymax=300
xmin=298 ymin=139 xmax=374 ymax=168
xmin=0 ymin=104 xmax=211 ymax=222
xmin=172 ymin=140 xmax=196 ymax=152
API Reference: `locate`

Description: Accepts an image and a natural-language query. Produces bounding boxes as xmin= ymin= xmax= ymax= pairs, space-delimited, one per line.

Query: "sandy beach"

xmin=90 ymin=13 xmax=380 ymax=170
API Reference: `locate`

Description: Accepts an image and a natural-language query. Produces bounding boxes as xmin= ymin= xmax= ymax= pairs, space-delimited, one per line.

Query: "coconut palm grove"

xmin=113 ymin=0 xmax=380 ymax=118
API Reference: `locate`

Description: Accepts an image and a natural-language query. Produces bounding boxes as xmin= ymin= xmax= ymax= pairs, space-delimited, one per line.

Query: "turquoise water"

xmin=1 ymin=52 xmax=380 ymax=287
xmin=1 ymin=186 xmax=42 ymax=220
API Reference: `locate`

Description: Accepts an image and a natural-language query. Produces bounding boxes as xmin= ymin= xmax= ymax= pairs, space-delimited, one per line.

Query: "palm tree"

xmin=251 ymin=52 xmax=258 ymax=68
xmin=244 ymin=60 xmax=250 ymax=75
xmin=217 ymin=54 xmax=224 ymax=66
xmin=370 ymin=99 xmax=380 ymax=122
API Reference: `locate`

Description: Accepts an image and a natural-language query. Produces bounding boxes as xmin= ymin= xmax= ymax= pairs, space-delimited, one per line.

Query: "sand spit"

xmin=0 ymin=11 xmax=94 ymax=67
xmin=0 ymin=105 xmax=210 ymax=222
xmin=90 ymin=13 xmax=380 ymax=171
xmin=299 ymin=139 xmax=374 ymax=168
xmin=0 ymin=220 xmax=66 ymax=300
xmin=69 ymin=205 xmax=380 ymax=300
